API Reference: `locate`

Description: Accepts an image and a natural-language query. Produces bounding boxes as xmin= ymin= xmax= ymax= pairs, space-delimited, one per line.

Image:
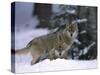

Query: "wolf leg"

xmin=30 ymin=47 xmax=45 ymax=65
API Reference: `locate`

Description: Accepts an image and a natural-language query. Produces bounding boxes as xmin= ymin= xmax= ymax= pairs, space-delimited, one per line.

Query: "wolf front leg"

xmin=30 ymin=48 xmax=44 ymax=65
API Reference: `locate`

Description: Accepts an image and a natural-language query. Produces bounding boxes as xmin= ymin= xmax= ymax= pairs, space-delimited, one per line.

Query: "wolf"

xmin=15 ymin=24 xmax=78 ymax=65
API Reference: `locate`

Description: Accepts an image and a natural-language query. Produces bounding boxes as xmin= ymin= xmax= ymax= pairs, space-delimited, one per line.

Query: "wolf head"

xmin=63 ymin=24 xmax=78 ymax=39
xmin=51 ymin=43 xmax=69 ymax=58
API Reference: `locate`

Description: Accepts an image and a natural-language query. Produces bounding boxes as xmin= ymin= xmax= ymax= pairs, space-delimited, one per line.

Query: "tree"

xmin=77 ymin=6 xmax=97 ymax=60
xmin=33 ymin=3 xmax=52 ymax=28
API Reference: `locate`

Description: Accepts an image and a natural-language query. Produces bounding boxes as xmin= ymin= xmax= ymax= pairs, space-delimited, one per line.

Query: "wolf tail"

xmin=15 ymin=47 xmax=30 ymax=55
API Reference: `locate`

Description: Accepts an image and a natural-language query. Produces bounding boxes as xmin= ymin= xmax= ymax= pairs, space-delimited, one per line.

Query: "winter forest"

xmin=11 ymin=2 xmax=97 ymax=73
xmin=33 ymin=3 xmax=97 ymax=60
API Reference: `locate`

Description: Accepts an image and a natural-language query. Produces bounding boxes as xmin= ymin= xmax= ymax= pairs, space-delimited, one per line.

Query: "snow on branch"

xmin=79 ymin=30 xmax=87 ymax=34
xmin=74 ymin=39 xmax=81 ymax=45
xmin=79 ymin=42 xmax=96 ymax=56
xmin=72 ymin=19 xmax=87 ymax=24
xmin=86 ymin=42 xmax=96 ymax=52
xmin=66 ymin=10 xmax=76 ymax=14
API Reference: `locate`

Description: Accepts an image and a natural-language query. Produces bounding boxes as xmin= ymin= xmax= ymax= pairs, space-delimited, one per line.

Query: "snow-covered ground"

xmin=15 ymin=23 xmax=97 ymax=73
xmin=15 ymin=57 xmax=97 ymax=73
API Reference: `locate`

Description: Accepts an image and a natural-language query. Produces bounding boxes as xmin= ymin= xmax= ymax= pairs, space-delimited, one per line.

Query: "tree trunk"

xmin=33 ymin=3 xmax=52 ymax=28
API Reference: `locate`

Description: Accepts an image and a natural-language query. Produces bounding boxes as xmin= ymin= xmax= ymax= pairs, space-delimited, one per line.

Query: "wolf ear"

xmin=63 ymin=24 xmax=69 ymax=32
xmin=72 ymin=23 xmax=78 ymax=32
xmin=65 ymin=24 xmax=69 ymax=29
xmin=63 ymin=24 xmax=67 ymax=33
xmin=65 ymin=24 xmax=70 ymax=31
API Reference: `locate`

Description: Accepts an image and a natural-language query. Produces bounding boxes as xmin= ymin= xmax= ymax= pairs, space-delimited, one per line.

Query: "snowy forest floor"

xmin=15 ymin=53 xmax=97 ymax=73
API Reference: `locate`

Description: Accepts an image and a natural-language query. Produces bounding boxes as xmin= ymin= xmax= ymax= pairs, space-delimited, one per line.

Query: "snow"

xmin=66 ymin=10 xmax=76 ymax=14
xmin=74 ymin=39 xmax=81 ymax=45
xmin=80 ymin=30 xmax=87 ymax=34
xmin=15 ymin=28 xmax=50 ymax=49
xmin=72 ymin=19 xmax=87 ymax=24
xmin=15 ymin=14 xmax=50 ymax=49
xmin=15 ymin=54 xmax=97 ymax=73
